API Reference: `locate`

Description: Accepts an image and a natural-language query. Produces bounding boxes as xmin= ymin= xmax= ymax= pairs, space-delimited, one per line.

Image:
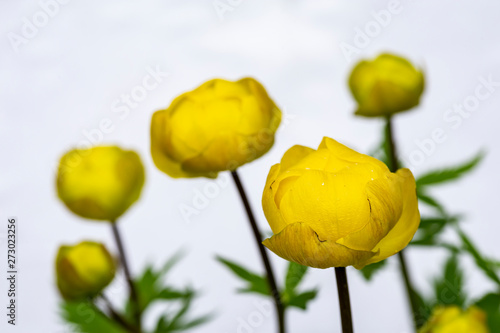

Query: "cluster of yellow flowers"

xmin=54 ymin=53 xmax=490 ymax=332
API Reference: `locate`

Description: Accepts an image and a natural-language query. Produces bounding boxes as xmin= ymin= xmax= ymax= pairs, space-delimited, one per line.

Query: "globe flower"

xmin=419 ymin=306 xmax=490 ymax=333
xmin=262 ymin=137 xmax=420 ymax=269
xmin=55 ymin=241 xmax=116 ymax=300
xmin=57 ymin=146 xmax=145 ymax=221
xmin=349 ymin=53 xmax=425 ymax=117
xmin=151 ymin=78 xmax=281 ymax=179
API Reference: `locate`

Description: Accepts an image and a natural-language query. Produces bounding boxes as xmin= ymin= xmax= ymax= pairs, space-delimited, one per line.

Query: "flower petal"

xmin=360 ymin=168 xmax=420 ymax=266
xmin=181 ymin=132 xmax=272 ymax=174
xmin=279 ymin=145 xmax=315 ymax=172
xmin=336 ymin=173 xmax=403 ymax=251
xmin=262 ymin=164 xmax=288 ymax=234
xmin=279 ymin=170 xmax=371 ymax=242
xmin=318 ymin=137 xmax=390 ymax=175
xmin=263 ymin=222 xmax=377 ymax=268
xmin=151 ymin=110 xmax=214 ymax=178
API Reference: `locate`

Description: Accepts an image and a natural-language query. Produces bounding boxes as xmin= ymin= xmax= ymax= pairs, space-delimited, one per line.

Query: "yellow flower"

xmin=349 ymin=53 xmax=425 ymax=117
xmin=57 ymin=146 xmax=145 ymax=221
xmin=151 ymin=78 xmax=281 ymax=179
xmin=420 ymin=306 xmax=490 ymax=333
xmin=262 ymin=137 xmax=420 ymax=269
xmin=55 ymin=241 xmax=116 ymax=300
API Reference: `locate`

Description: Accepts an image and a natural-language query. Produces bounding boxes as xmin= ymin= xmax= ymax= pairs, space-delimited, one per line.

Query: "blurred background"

xmin=1 ymin=0 xmax=500 ymax=332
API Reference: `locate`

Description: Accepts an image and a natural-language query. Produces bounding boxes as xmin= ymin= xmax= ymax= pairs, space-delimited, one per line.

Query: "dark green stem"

xmin=334 ymin=267 xmax=354 ymax=333
xmin=100 ymin=294 xmax=139 ymax=333
xmin=111 ymin=222 xmax=142 ymax=332
xmin=231 ymin=170 xmax=286 ymax=333
xmin=385 ymin=116 xmax=420 ymax=331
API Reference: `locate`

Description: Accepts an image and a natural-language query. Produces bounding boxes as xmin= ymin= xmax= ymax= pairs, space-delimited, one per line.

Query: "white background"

xmin=1 ymin=0 xmax=500 ymax=332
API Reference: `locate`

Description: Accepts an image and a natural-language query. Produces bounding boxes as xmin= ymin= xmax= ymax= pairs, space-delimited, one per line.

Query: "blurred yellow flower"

xmin=56 ymin=241 xmax=116 ymax=300
xmin=349 ymin=53 xmax=425 ymax=117
xmin=151 ymin=78 xmax=281 ymax=179
xmin=57 ymin=146 xmax=145 ymax=221
xmin=262 ymin=137 xmax=420 ymax=269
xmin=420 ymin=306 xmax=490 ymax=333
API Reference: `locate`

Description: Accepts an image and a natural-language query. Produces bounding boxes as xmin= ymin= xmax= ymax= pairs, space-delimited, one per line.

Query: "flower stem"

xmin=334 ymin=267 xmax=354 ymax=333
xmin=100 ymin=294 xmax=140 ymax=333
xmin=111 ymin=222 xmax=142 ymax=332
xmin=385 ymin=116 xmax=419 ymax=331
xmin=231 ymin=170 xmax=286 ymax=333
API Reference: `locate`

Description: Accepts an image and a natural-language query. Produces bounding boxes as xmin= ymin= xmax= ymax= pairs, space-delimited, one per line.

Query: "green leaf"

xmin=287 ymin=289 xmax=318 ymax=310
xmin=217 ymin=256 xmax=270 ymax=296
xmin=126 ymin=251 xmax=191 ymax=318
xmin=459 ymin=231 xmax=500 ymax=286
xmin=416 ymin=152 xmax=484 ymax=187
xmin=433 ymin=254 xmax=465 ymax=307
xmin=474 ymin=293 xmax=500 ymax=332
xmin=411 ymin=216 xmax=459 ymax=246
xmin=359 ymin=260 xmax=387 ymax=281
xmin=417 ymin=191 xmax=447 ymax=216
xmin=154 ymin=296 xmax=213 ymax=332
xmin=61 ymin=301 xmax=125 ymax=333
xmin=285 ymin=261 xmax=308 ymax=295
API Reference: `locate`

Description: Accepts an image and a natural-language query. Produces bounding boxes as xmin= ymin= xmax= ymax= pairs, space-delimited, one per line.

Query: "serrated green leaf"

xmin=154 ymin=297 xmax=212 ymax=332
xmin=411 ymin=216 xmax=459 ymax=246
xmin=474 ymin=293 xmax=500 ymax=331
xmin=417 ymin=191 xmax=447 ymax=216
xmin=359 ymin=259 xmax=387 ymax=281
xmin=287 ymin=289 xmax=318 ymax=310
xmin=285 ymin=261 xmax=308 ymax=295
xmin=433 ymin=254 xmax=465 ymax=307
xmin=459 ymin=231 xmax=500 ymax=286
xmin=416 ymin=152 xmax=484 ymax=187
xmin=126 ymin=251 xmax=189 ymax=318
xmin=61 ymin=301 xmax=126 ymax=333
xmin=217 ymin=256 xmax=270 ymax=296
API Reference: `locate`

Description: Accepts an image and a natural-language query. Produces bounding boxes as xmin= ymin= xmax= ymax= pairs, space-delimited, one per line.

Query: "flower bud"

xmin=55 ymin=241 xmax=116 ymax=300
xmin=57 ymin=146 xmax=145 ymax=221
xmin=349 ymin=53 xmax=425 ymax=117
xmin=262 ymin=137 xmax=420 ymax=269
xmin=151 ymin=78 xmax=281 ymax=179
xmin=419 ymin=306 xmax=490 ymax=333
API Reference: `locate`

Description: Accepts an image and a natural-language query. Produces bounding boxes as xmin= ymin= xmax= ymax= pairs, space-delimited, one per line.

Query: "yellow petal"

xmin=279 ymin=145 xmax=315 ymax=172
xmin=419 ymin=306 xmax=490 ymax=333
xmin=262 ymin=164 xmax=288 ymax=234
xmin=318 ymin=137 xmax=390 ymax=176
xmin=360 ymin=168 xmax=420 ymax=266
xmin=337 ymin=173 xmax=404 ymax=252
xmin=279 ymin=170 xmax=371 ymax=242
xmin=181 ymin=131 xmax=274 ymax=174
xmin=150 ymin=110 xmax=215 ymax=178
xmin=263 ymin=222 xmax=376 ymax=268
